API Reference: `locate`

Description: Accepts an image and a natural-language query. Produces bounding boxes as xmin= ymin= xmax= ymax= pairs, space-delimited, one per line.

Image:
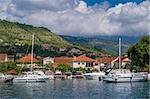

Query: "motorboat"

xmin=0 ymin=73 xmax=14 ymax=82
xmin=83 ymin=72 xmax=105 ymax=80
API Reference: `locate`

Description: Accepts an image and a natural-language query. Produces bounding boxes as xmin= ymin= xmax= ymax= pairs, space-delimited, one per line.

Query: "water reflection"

xmin=0 ymin=80 xmax=149 ymax=99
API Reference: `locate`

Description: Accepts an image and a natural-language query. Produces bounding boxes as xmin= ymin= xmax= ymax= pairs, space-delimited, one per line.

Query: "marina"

xmin=0 ymin=0 xmax=149 ymax=99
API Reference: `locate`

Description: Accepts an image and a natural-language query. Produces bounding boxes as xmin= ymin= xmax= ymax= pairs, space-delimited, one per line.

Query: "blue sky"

xmin=84 ymin=0 xmax=145 ymax=6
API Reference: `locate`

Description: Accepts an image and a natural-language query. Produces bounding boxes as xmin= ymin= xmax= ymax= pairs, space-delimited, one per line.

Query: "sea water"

xmin=0 ymin=79 xmax=149 ymax=99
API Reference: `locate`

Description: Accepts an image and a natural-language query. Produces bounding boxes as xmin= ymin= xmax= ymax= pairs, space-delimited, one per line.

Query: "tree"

xmin=127 ymin=36 xmax=150 ymax=72
xmin=0 ymin=62 xmax=20 ymax=74
xmin=57 ymin=64 xmax=72 ymax=73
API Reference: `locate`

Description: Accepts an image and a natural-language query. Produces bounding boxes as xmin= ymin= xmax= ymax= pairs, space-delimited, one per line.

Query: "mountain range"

xmin=60 ymin=35 xmax=141 ymax=54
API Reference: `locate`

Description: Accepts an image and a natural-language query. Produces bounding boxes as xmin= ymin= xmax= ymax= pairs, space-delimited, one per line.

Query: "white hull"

xmin=103 ymin=72 xmax=148 ymax=83
xmin=13 ymin=72 xmax=49 ymax=83
xmin=104 ymin=76 xmax=147 ymax=83
xmin=0 ymin=73 xmax=14 ymax=82
xmin=148 ymin=74 xmax=150 ymax=80
xmin=13 ymin=76 xmax=49 ymax=82
xmin=84 ymin=72 xmax=105 ymax=80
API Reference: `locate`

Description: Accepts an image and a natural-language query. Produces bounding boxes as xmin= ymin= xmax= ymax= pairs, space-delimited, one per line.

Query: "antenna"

xmin=119 ymin=38 xmax=121 ymax=69
xmin=31 ymin=33 xmax=34 ymax=72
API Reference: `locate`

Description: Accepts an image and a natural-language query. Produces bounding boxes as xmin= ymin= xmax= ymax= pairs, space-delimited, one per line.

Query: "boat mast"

xmin=119 ymin=38 xmax=121 ymax=69
xmin=31 ymin=33 xmax=34 ymax=72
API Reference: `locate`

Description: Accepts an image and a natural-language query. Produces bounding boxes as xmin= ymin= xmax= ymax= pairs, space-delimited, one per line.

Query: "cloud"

xmin=0 ymin=0 xmax=149 ymax=36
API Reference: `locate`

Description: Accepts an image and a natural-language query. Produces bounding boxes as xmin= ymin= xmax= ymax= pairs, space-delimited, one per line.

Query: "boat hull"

xmin=13 ymin=77 xmax=49 ymax=83
xmin=103 ymin=75 xmax=148 ymax=83
xmin=0 ymin=74 xmax=14 ymax=83
xmin=104 ymin=77 xmax=147 ymax=83
xmin=148 ymin=74 xmax=150 ymax=81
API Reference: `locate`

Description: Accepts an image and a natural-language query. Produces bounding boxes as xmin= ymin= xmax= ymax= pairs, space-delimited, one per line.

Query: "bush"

xmin=57 ymin=64 xmax=72 ymax=73
xmin=0 ymin=62 xmax=20 ymax=74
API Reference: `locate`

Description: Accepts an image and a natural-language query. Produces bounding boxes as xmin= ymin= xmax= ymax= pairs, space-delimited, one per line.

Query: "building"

xmin=7 ymin=55 xmax=15 ymax=62
xmin=112 ymin=57 xmax=131 ymax=68
xmin=72 ymin=55 xmax=96 ymax=68
xmin=53 ymin=57 xmax=73 ymax=67
xmin=16 ymin=55 xmax=38 ymax=63
xmin=16 ymin=55 xmax=38 ymax=67
xmin=43 ymin=57 xmax=54 ymax=65
xmin=96 ymin=57 xmax=116 ymax=70
xmin=0 ymin=54 xmax=8 ymax=62
xmin=53 ymin=55 xmax=98 ymax=69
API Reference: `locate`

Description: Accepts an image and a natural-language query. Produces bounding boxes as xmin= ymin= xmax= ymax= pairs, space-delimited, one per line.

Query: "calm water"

xmin=0 ymin=80 xmax=149 ymax=99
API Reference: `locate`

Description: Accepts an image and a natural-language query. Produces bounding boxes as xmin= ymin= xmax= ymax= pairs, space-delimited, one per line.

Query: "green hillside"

xmin=0 ymin=20 xmax=70 ymax=47
xmin=60 ymin=35 xmax=135 ymax=55
xmin=0 ymin=20 xmax=97 ymax=56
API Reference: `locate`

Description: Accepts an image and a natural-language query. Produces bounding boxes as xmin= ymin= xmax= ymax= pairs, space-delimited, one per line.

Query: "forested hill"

xmin=0 ymin=20 xmax=97 ymax=56
xmin=0 ymin=20 xmax=70 ymax=47
xmin=60 ymin=35 xmax=140 ymax=54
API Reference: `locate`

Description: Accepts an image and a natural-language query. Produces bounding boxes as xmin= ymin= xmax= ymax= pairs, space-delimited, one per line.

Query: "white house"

xmin=111 ymin=57 xmax=131 ymax=68
xmin=43 ymin=57 xmax=54 ymax=65
xmin=72 ymin=55 xmax=96 ymax=68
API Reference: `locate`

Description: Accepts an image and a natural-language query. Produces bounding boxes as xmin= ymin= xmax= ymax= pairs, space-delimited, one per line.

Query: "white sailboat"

xmin=13 ymin=34 xmax=49 ymax=82
xmin=103 ymin=38 xmax=148 ymax=83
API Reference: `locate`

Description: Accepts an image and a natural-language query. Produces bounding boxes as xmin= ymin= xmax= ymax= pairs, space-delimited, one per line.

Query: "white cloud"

xmin=0 ymin=0 xmax=149 ymax=36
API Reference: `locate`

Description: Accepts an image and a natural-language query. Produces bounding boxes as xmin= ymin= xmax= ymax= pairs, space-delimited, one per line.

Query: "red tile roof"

xmin=16 ymin=55 xmax=38 ymax=63
xmin=113 ymin=57 xmax=131 ymax=63
xmin=96 ymin=57 xmax=116 ymax=63
xmin=0 ymin=54 xmax=7 ymax=61
xmin=54 ymin=55 xmax=95 ymax=64
xmin=73 ymin=55 xmax=95 ymax=62
xmin=54 ymin=57 xmax=73 ymax=64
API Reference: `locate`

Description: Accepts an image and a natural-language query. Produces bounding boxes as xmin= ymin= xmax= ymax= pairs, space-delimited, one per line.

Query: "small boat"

xmin=0 ymin=73 xmax=14 ymax=82
xmin=83 ymin=72 xmax=105 ymax=80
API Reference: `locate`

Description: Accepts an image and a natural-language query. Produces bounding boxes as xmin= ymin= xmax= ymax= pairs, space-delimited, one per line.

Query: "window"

xmin=82 ymin=63 xmax=84 ymax=65
xmin=78 ymin=62 xmax=80 ymax=65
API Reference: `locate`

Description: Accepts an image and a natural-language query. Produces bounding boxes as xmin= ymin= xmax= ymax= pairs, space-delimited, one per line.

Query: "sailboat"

xmin=103 ymin=38 xmax=148 ymax=83
xmin=13 ymin=34 xmax=49 ymax=82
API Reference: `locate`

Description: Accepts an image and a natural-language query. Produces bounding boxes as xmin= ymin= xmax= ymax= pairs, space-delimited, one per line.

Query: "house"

xmin=16 ymin=55 xmax=38 ymax=67
xmin=41 ymin=44 xmax=54 ymax=51
xmin=96 ymin=57 xmax=116 ymax=70
xmin=112 ymin=57 xmax=131 ymax=68
xmin=59 ymin=48 xmax=66 ymax=52
xmin=53 ymin=55 xmax=99 ymax=69
xmin=16 ymin=55 xmax=38 ymax=63
xmin=43 ymin=57 xmax=54 ymax=65
xmin=53 ymin=57 xmax=73 ymax=67
xmin=7 ymin=55 xmax=15 ymax=62
xmin=72 ymin=55 xmax=96 ymax=68
xmin=0 ymin=54 xmax=8 ymax=62
xmin=68 ymin=48 xmax=82 ymax=56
